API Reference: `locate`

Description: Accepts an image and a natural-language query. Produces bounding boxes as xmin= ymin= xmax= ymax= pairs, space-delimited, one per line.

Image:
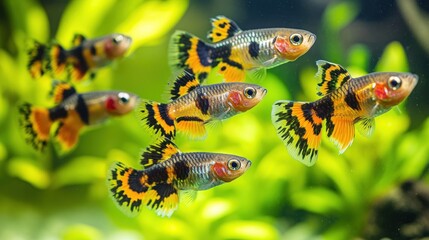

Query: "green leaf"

xmin=7 ymin=158 xmax=50 ymax=189
xmin=291 ymin=188 xmax=344 ymax=214
xmin=324 ymin=2 xmax=359 ymax=31
xmin=375 ymin=41 xmax=409 ymax=72
xmin=216 ymin=220 xmax=279 ymax=240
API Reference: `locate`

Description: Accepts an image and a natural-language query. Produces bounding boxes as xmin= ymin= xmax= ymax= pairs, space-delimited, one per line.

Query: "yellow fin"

xmin=48 ymin=43 xmax=67 ymax=76
xmin=144 ymin=183 xmax=179 ymax=217
xmin=55 ymin=110 xmax=84 ymax=151
xmin=207 ymin=16 xmax=242 ymax=43
xmin=72 ymin=34 xmax=86 ymax=46
xmin=169 ymin=31 xmax=213 ymax=83
xmin=176 ymin=117 xmax=207 ymax=139
xmin=107 ymin=162 xmax=147 ymax=217
xmin=139 ymin=101 xmax=176 ymax=139
xmin=326 ymin=116 xmax=355 ymax=153
xmin=316 ymin=60 xmax=352 ymax=96
xmin=27 ymin=41 xmax=46 ymax=78
xmin=50 ymin=81 xmax=76 ymax=104
xmin=19 ymin=103 xmax=52 ymax=151
xmin=169 ymin=71 xmax=200 ymax=100
xmin=140 ymin=138 xmax=180 ymax=168
xmin=217 ymin=60 xmax=246 ymax=82
xmin=271 ymin=101 xmax=322 ymax=166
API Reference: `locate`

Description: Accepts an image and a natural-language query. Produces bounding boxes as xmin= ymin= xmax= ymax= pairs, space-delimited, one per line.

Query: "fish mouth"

xmin=307 ymin=34 xmax=316 ymax=46
xmin=245 ymin=160 xmax=252 ymax=169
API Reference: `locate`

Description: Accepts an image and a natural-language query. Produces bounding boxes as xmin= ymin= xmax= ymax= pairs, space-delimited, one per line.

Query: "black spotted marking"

xmin=69 ymin=46 xmax=89 ymax=76
xmin=90 ymin=45 xmax=97 ymax=56
xmin=212 ymin=44 xmax=232 ymax=61
xmin=317 ymin=64 xmax=352 ymax=96
xmin=47 ymin=43 xmax=67 ymax=72
xmin=147 ymin=167 xmax=169 ymax=185
xmin=158 ymin=104 xmax=175 ymax=127
xmin=141 ymin=138 xmax=179 ymax=167
xmin=223 ymin=59 xmax=243 ymax=70
xmin=273 ymin=102 xmax=318 ymax=161
xmin=248 ymin=41 xmax=260 ymax=58
xmin=195 ymin=90 xmax=210 ymax=115
xmin=220 ymin=66 xmax=227 ymax=71
xmin=313 ymin=97 xmax=335 ymax=137
xmin=198 ymin=72 xmax=208 ymax=82
xmin=344 ymin=89 xmax=361 ymax=111
xmin=176 ymin=34 xmax=192 ymax=69
xmin=196 ymin=40 xmax=212 ymax=67
xmin=141 ymin=103 xmax=175 ymax=138
xmin=219 ymin=22 xmax=227 ymax=28
xmin=169 ymin=71 xmax=200 ymax=100
xmin=48 ymin=107 xmax=68 ymax=121
xmin=27 ymin=42 xmax=46 ymax=75
xmin=302 ymin=103 xmax=322 ymax=135
xmin=173 ymin=161 xmax=190 ymax=181
xmin=128 ymin=170 xmax=148 ymax=193
xmin=75 ymin=95 xmax=89 ymax=124
xmin=149 ymin=183 xmax=177 ymax=209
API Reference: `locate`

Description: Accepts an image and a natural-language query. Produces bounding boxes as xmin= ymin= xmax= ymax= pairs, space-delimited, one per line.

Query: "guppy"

xmin=139 ymin=71 xmax=267 ymax=139
xmin=169 ymin=15 xmax=316 ymax=82
xmin=271 ymin=60 xmax=418 ymax=166
xmin=19 ymin=82 xmax=139 ymax=151
xmin=28 ymin=33 xmax=132 ymax=81
xmin=108 ymin=138 xmax=251 ymax=217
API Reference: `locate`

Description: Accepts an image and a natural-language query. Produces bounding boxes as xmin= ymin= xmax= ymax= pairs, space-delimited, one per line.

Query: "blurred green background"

xmin=1 ymin=0 xmax=429 ymax=239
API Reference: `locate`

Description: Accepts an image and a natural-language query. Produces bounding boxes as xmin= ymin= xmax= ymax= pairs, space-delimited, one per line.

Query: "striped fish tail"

xmin=27 ymin=41 xmax=47 ymax=78
xmin=108 ymin=162 xmax=179 ymax=217
xmin=18 ymin=103 xmax=53 ymax=151
xmin=47 ymin=43 xmax=68 ymax=77
xmin=139 ymin=100 xmax=176 ymax=139
xmin=271 ymin=100 xmax=323 ymax=166
xmin=169 ymin=30 xmax=214 ymax=83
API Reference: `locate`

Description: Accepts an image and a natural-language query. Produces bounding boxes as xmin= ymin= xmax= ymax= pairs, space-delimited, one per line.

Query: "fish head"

xmin=105 ymin=92 xmax=140 ymax=115
xmin=226 ymin=83 xmax=267 ymax=112
xmin=273 ymin=29 xmax=316 ymax=61
xmin=211 ymin=154 xmax=252 ymax=182
xmin=104 ymin=33 xmax=132 ymax=59
xmin=372 ymin=72 xmax=418 ymax=107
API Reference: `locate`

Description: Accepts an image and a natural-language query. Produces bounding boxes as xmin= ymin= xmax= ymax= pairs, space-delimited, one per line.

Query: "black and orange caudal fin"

xmin=271 ymin=100 xmax=323 ymax=166
xmin=316 ymin=60 xmax=352 ymax=96
xmin=169 ymin=31 xmax=214 ymax=83
xmin=47 ymin=43 xmax=67 ymax=77
xmin=140 ymin=137 xmax=180 ymax=168
xmin=138 ymin=101 xmax=176 ymax=139
xmin=108 ymin=162 xmax=179 ymax=217
xmin=168 ymin=71 xmax=200 ymax=100
xmin=54 ymin=110 xmax=84 ymax=151
xmin=108 ymin=162 xmax=147 ymax=217
xmin=18 ymin=103 xmax=53 ymax=151
xmin=50 ymin=81 xmax=77 ymax=104
xmin=27 ymin=41 xmax=47 ymax=78
xmin=326 ymin=116 xmax=355 ymax=154
xmin=207 ymin=16 xmax=242 ymax=43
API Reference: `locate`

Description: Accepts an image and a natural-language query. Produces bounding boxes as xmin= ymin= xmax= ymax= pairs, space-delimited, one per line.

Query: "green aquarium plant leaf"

xmin=7 ymin=157 xmax=50 ymax=189
xmin=375 ymin=41 xmax=409 ymax=72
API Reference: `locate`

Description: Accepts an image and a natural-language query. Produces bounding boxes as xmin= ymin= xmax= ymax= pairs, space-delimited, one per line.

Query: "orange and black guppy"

xmin=19 ymin=82 xmax=139 ymax=151
xmin=169 ymin=15 xmax=316 ymax=83
xmin=28 ymin=33 xmax=132 ymax=81
xmin=108 ymin=137 xmax=251 ymax=217
xmin=139 ymin=71 xmax=267 ymax=140
xmin=271 ymin=60 xmax=418 ymax=166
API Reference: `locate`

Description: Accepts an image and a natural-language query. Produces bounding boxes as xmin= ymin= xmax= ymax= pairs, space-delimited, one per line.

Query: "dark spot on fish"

xmin=216 ymin=33 xmax=222 ymax=37
xmin=198 ymin=72 xmax=208 ymax=82
xmin=248 ymin=41 xmax=259 ymax=58
xmin=75 ymin=95 xmax=89 ymax=124
xmin=128 ymin=170 xmax=148 ymax=193
xmin=302 ymin=103 xmax=322 ymax=135
xmin=49 ymin=107 xmax=68 ymax=121
xmin=147 ymin=167 xmax=169 ymax=184
xmin=90 ymin=45 xmax=97 ymax=56
xmin=219 ymin=22 xmax=226 ymax=28
xmin=176 ymin=116 xmax=204 ymax=123
xmin=173 ymin=161 xmax=189 ymax=181
xmin=195 ymin=90 xmax=210 ymax=115
xmin=345 ymin=89 xmax=361 ymax=111
xmin=220 ymin=66 xmax=226 ymax=71
xmin=196 ymin=40 xmax=212 ymax=67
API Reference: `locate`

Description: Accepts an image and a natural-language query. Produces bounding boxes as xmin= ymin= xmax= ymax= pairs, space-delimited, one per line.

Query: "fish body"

xmin=139 ymin=72 xmax=267 ymax=139
xmin=169 ymin=16 xmax=316 ymax=82
xmin=108 ymin=138 xmax=251 ymax=217
xmin=28 ymin=33 xmax=132 ymax=81
xmin=19 ymin=82 xmax=139 ymax=151
xmin=271 ymin=60 xmax=418 ymax=166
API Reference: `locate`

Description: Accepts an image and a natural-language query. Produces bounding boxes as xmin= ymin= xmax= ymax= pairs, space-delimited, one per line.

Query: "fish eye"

xmin=289 ymin=33 xmax=303 ymax=46
xmin=243 ymin=87 xmax=257 ymax=99
xmin=388 ymin=76 xmax=402 ymax=90
xmin=118 ymin=92 xmax=130 ymax=104
xmin=112 ymin=35 xmax=124 ymax=44
xmin=227 ymin=159 xmax=241 ymax=171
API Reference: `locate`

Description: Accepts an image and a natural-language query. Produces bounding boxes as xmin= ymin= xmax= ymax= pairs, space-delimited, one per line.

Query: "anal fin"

xmin=356 ymin=118 xmax=375 ymax=138
xmin=326 ymin=116 xmax=355 ymax=153
xmin=144 ymin=183 xmax=179 ymax=217
xmin=217 ymin=60 xmax=245 ymax=82
xmin=176 ymin=117 xmax=207 ymax=139
xmin=55 ymin=110 xmax=85 ymax=150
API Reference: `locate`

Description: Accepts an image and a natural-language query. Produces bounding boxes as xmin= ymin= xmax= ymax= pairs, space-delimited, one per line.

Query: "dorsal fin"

xmin=72 ymin=34 xmax=86 ymax=46
xmin=207 ymin=16 xmax=242 ymax=43
xmin=316 ymin=60 xmax=352 ymax=96
xmin=51 ymin=81 xmax=77 ymax=104
xmin=169 ymin=71 xmax=200 ymax=100
xmin=140 ymin=138 xmax=180 ymax=168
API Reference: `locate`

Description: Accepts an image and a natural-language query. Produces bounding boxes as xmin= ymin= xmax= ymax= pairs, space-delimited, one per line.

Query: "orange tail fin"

xmin=27 ymin=42 xmax=47 ymax=78
xmin=19 ymin=103 xmax=53 ymax=151
xmin=271 ymin=100 xmax=322 ymax=166
xmin=54 ymin=110 xmax=84 ymax=150
xmin=139 ymin=101 xmax=176 ymax=139
xmin=47 ymin=43 xmax=67 ymax=76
